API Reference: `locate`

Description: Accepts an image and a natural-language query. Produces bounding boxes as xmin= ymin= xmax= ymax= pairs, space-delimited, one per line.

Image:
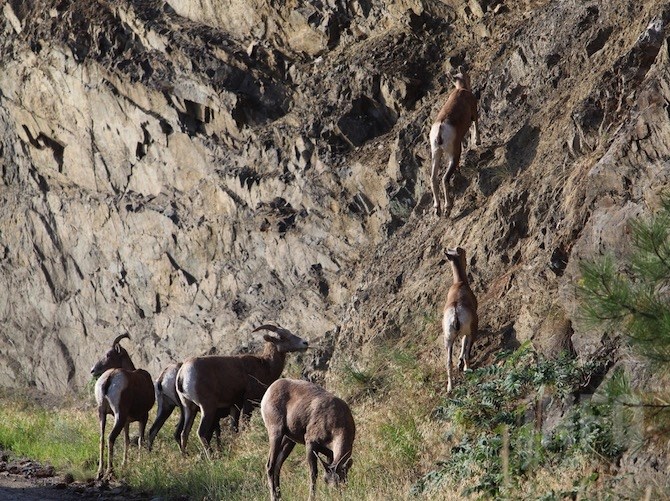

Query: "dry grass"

xmin=0 ymin=339 xmax=667 ymax=500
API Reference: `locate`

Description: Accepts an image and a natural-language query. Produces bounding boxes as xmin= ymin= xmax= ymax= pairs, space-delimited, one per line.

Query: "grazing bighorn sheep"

xmin=429 ymin=67 xmax=480 ymax=217
xmin=176 ymin=325 xmax=309 ymax=454
xmin=443 ymin=247 xmax=478 ymax=392
xmin=147 ymin=363 xmax=226 ymax=451
xmin=261 ymin=378 xmax=355 ymax=501
xmin=91 ymin=334 xmax=155 ymax=480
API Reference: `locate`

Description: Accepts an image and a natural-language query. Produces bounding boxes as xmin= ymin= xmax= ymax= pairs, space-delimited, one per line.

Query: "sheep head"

xmin=446 ymin=247 xmax=467 ymax=266
xmin=252 ymin=324 xmax=309 ymax=353
xmin=317 ymin=452 xmax=352 ymax=486
xmin=452 ymin=66 xmax=471 ymax=91
xmin=90 ymin=333 xmax=135 ymax=377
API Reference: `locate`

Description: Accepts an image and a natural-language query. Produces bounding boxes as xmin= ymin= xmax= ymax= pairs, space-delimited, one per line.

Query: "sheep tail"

xmin=176 ymin=373 xmax=184 ymax=394
xmin=101 ymin=372 xmax=113 ymax=396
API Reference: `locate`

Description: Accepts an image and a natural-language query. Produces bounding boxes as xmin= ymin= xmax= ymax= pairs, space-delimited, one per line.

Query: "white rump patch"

xmin=430 ymin=123 xmax=458 ymax=157
xmin=95 ymin=370 xmax=129 ymax=415
xmin=443 ymin=305 xmax=474 ymax=342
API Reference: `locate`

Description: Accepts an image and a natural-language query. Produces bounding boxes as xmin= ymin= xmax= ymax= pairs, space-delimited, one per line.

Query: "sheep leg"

xmin=196 ymin=408 xmax=217 ymax=457
xmin=275 ymin=437 xmax=296 ymax=476
xmin=213 ymin=418 xmax=223 ymax=450
xmin=173 ymin=404 xmax=185 ymax=447
xmin=106 ymin=413 xmax=126 ymax=478
xmin=266 ymin=433 xmax=284 ymax=501
xmin=458 ymin=322 xmax=473 ymax=371
xmin=446 ymin=337 xmax=454 ymax=393
xmin=122 ymin=423 xmax=130 ymax=466
xmin=209 ymin=407 xmax=229 ymax=450
xmin=430 ymin=147 xmax=443 ymax=216
xmin=464 ymin=334 xmax=473 ymax=370
xmin=147 ymin=400 xmax=176 ymax=451
xmin=428 ymin=122 xmax=444 ymax=216
xmin=96 ymin=410 xmax=107 ymax=480
xmin=441 ymin=145 xmax=461 ymax=218
xmin=306 ymin=443 xmax=319 ymax=501
xmin=137 ymin=414 xmax=148 ymax=457
xmin=458 ymin=335 xmax=466 ymax=371
xmin=179 ymin=402 xmax=198 ymax=454
xmin=444 ymin=307 xmax=458 ymax=393
xmin=230 ymin=404 xmax=242 ymax=432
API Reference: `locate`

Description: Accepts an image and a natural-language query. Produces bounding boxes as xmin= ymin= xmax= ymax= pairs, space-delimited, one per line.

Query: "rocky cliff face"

xmin=0 ymin=0 xmax=669 ymax=394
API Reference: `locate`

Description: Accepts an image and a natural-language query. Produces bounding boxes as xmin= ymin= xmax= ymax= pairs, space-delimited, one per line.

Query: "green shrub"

xmin=414 ymin=345 xmax=624 ymax=498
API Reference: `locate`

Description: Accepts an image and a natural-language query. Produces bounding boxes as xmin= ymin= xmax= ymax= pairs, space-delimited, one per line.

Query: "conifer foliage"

xmin=579 ymin=197 xmax=670 ymax=365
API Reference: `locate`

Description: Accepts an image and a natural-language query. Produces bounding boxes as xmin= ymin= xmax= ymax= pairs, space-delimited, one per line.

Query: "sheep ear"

xmin=263 ymin=333 xmax=280 ymax=343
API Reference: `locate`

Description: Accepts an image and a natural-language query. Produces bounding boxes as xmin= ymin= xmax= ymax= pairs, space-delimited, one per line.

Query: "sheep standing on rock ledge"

xmin=443 ymin=247 xmax=478 ymax=392
xmin=429 ymin=67 xmax=480 ymax=217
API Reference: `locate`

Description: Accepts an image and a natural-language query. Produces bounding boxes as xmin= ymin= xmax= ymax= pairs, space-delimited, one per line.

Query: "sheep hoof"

xmin=434 ymin=205 xmax=441 ymax=217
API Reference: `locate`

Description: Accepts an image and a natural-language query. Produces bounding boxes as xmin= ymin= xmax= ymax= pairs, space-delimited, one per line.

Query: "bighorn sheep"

xmin=443 ymin=247 xmax=478 ymax=392
xmin=429 ymin=67 xmax=480 ymax=217
xmin=91 ymin=334 xmax=155 ymax=480
xmin=147 ymin=363 xmax=181 ymax=450
xmin=90 ymin=333 xmax=135 ymax=375
xmin=147 ymin=363 xmax=226 ymax=451
xmin=176 ymin=325 xmax=309 ymax=454
xmin=261 ymin=378 xmax=355 ymax=501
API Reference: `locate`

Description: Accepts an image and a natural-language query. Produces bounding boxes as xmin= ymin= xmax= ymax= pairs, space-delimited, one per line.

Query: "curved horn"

xmin=252 ymin=324 xmax=280 ymax=334
xmin=112 ymin=333 xmax=130 ymax=346
xmin=333 ymin=450 xmax=351 ymax=471
xmin=314 ymin=451 xmax=331 ymax=470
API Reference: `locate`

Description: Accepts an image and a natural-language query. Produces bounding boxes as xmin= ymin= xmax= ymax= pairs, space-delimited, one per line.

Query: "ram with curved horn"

xmin=176 ymin=325 xmax=309 ymax=455
xmin=91 ymin=334 xmax=154 ymax=479
xmin=91 ymin=333 xmax=134 ymax=376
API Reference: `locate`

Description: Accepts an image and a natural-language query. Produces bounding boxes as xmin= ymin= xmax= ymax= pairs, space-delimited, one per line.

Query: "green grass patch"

xmin=0 ymin=396 xmax=99 ymax=479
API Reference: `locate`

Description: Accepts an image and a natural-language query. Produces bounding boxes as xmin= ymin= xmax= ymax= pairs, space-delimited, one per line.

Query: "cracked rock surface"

xmin=0 ymin=0 xmax=669 ymax=420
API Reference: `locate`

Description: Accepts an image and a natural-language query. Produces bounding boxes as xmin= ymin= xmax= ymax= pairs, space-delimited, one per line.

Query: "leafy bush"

xmin=414 ymin=345 xmax=623 ymax=498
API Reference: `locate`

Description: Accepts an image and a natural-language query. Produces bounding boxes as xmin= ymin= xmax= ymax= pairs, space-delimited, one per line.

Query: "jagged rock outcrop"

xmin=0 ymin=0 xmax=669 ymax=402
